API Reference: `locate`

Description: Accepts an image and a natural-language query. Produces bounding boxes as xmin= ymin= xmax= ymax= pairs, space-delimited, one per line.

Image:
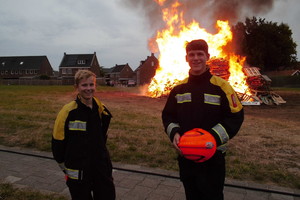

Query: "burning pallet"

xmin=208 ymin=58 xmax=286 ymax=105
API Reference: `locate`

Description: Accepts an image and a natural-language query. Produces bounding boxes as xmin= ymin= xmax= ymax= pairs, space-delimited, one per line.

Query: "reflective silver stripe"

xmin=204 ymin=93 xmax=221 ymax=105
xmin=217 ymin=144 xmax=228 ymax=153
xmin=65 ymin=168 xmax=82 ymax=180
xmin=69 ymin=120 xmax=87 ymax=131
xmin=212 ymin=123 xmax=229 ymax=144
xmin=166 ymin=123 xmax=180 ymax=138
xmin=176 ymin=93 xmax=191 ymax=103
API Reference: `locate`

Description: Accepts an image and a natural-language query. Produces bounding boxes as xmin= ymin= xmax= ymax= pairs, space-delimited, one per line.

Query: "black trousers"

xmin=66 ymin=173 xmax=115 ymax=200
xmin=180 ymin=151 xmax=226 ymax=200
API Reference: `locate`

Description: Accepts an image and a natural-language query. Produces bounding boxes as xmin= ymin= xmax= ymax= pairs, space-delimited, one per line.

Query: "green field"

xmin=0 ymin=85 xmax=299 ymax=190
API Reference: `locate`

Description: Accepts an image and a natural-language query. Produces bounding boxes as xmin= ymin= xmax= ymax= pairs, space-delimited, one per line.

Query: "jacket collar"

xmin=188 ymin=68 xmax=211 ymax=84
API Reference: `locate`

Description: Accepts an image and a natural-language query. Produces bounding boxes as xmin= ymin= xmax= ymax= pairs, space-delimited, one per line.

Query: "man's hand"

xmin=173 ymin=133 xmax=182 ymax=155
xmin=58 ymin=162 xmax=66 ymax=174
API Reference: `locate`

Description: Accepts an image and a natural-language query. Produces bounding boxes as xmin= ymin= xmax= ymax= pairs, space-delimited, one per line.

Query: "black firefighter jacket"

xmin=162 ymin=70 xmax=244 ymax=177
xmin=52 ymin=96 xmax=112 ymax=181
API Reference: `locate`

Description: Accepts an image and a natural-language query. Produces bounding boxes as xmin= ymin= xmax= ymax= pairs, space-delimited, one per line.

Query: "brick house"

xmin=59 ymin=52 xmax=101 ymax=78
xmin=105 ymin=63 xmax=134 ymax=86
xmin=0 ymin=56 xmax=53 ymax=79
xmin=135 ymin=53 xmax=159 ymax=85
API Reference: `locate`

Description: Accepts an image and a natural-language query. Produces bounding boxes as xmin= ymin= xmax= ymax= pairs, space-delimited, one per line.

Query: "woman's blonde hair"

xmin=74 ymin=70 xmax=96 ymax=85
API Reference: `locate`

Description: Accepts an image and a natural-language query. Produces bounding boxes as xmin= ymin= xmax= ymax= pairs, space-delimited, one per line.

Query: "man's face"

xmin=186 ymin=50 xmax=210 ymax=75
xmin=76 ymin=76 xmax=96 ymax=102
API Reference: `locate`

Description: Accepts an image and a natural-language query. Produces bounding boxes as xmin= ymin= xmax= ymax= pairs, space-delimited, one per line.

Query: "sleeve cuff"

xmin=209 ymin=129 xmax=222 ymax=146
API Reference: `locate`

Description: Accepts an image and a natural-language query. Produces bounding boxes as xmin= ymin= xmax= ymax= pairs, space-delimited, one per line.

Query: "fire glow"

xmin=147 ymin=0 xmax=250 ymax=98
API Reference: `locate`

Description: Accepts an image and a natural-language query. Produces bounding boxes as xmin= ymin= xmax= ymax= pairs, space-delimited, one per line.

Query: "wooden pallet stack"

xmin=208 ymin=58 xmax=286 ymax=105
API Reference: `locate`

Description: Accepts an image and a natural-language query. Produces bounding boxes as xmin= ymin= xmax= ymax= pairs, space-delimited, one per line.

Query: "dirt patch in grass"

xmin=227 ymin=91 xmax=300 ymax=187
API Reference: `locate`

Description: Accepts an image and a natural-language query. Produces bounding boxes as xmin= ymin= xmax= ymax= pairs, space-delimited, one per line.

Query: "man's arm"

xmin=52 ymin=107 xmax=69 ymax=171
xmin=209 ymin=84 xmax=244 ymax=148
xmin=162 ymin=89 xmax=181 ymax=143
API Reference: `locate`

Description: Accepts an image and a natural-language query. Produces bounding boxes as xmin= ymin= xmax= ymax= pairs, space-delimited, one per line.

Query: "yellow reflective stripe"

xmin=204 ymin=93 xmax=221 ymax=105
xmin=212 ymin=123 xmax=229 ymax=144
xmin=65 ymin=168 xmax=80 ymax=180
xmin=69 ymin=120 xmax=87 ymax=131
xmin=176 ymin=93 xmax=191 ymax=103
xmin=166 ymin=123 xmax=180 ymax=137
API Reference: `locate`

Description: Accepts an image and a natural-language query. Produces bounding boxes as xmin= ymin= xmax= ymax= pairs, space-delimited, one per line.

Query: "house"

xmin=0 ymin=56 xmax=53 ymax=79
xmin=59 ymin=52 xmax=101 ymax=78
xmin=135 ymin=53 xmax=159 ymax=85
xmin=291 ymin=70 xmax=300 ymax=76
xmin=105 ymin=63 xmax=134 ymax=86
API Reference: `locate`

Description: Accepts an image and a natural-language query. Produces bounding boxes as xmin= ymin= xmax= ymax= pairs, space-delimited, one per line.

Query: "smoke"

xmin=209 ymin=0 xmax=274 ymax=22
xmin=120 ymin=0 xmax=274 ymax=30
xmin=119 ymin=0 xmax=274 ymax=52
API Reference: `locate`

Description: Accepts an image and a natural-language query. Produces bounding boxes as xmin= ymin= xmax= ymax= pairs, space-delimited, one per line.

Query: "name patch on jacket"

xmin=204 ymin=93 xmax=221 ymax=105
xmin=176 ymin=93 xmax=191 ymax=103
xmin=69 ymin=120 xmax=87 ymax=131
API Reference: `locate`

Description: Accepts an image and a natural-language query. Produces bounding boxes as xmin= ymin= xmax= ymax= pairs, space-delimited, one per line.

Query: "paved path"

xmin=0 ymin=145 xmax=299 ymax=200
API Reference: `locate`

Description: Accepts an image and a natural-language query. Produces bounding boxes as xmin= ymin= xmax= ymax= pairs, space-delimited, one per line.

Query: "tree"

xmin=231 ymin=17 xmax=297 ymax=71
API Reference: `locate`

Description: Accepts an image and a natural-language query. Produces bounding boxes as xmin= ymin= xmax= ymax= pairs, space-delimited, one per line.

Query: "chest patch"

xmin=176 ymin=93 xmax=192 ymax=103
xmin=204 ymin=93 xmax=221 ymax=105
xmin=69 ymin=120 xmax=87 ymax=131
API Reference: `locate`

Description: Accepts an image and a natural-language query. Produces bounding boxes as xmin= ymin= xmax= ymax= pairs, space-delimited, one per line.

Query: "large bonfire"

xmin=146 ymin=0 xmax=255 ymax=103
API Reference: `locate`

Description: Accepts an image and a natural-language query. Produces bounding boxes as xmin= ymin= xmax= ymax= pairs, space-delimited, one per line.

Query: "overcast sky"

xmin=0 ymin=0 xmax=299 ymax=71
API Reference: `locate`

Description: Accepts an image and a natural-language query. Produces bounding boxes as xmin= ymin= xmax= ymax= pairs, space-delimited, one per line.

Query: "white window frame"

xmin=77 ymin=60 xmax=86 ymax=65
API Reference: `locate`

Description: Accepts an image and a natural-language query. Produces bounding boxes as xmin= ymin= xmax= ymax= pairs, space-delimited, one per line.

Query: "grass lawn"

xmin=0 ymin=85 xmax=299 ymax=190
xmin=0 ymin=183 xmax=67 ymax=200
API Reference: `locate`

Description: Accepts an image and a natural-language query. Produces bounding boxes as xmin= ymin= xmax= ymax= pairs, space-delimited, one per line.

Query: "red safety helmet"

xmin=178 ymin=128 xmax=217 ymax=163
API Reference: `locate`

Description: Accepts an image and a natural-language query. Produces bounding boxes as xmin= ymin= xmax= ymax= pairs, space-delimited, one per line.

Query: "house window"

xmin=67 ymin=68 xmax=72 ymax=74
xmin=151 ymin=61 xmax=154 ymax=67
xmin=30 ymin=70 xmax=33 ymax=74
xmin=1 ymin=62 xmax=5 ymax=66
xmin=11 ymin=70 xmax=14 ymax=75
xmin=20 ymin=61 xmax=24 ymax=65
xmin=62 ymin=69 xmax=67 ymax=74
xmin=15 ymin=70 xmax=18 ymax=74
xmin=1 ymin=71 xmax=4 ymax=75
xmin=77 ymin=60 xmax=86 ymax=65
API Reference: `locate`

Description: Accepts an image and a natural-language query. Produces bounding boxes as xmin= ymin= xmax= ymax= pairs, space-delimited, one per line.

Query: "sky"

xmin=0 ymin=0 xmax=299 ymax=71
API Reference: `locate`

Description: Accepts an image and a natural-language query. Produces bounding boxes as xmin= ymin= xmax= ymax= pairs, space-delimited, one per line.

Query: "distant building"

xmin=0 ymin=56 xmax=53 ymax=79
xmin=59 ymin=52 xmax=101 ymax=78
xmin=135 ymin=53 xmax=159 ymax=85
xmin=105 ymin=63 xmax=134 ymax=86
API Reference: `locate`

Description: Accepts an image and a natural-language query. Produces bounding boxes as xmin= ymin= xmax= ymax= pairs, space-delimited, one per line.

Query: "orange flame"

xmin=227 ymin=55 xmax=250 ymax=94
xmin=147 ymin=0 xmax=250 ymax=98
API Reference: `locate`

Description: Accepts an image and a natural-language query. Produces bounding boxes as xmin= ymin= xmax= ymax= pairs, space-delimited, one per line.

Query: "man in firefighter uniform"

xmin=52 ymin=70 xmax=115 ymax=200
xmin=162 ymin=39 xmax=244 ymax=200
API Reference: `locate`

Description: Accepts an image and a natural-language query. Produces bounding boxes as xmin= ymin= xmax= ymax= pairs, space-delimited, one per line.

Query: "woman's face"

xmin=75 ymin=76 xmax=96 ymax=102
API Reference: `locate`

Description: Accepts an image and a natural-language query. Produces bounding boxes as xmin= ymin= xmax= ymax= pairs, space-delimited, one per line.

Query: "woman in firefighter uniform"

xmin=52 ymin=70 xmax=115 ymax=200
xmin=162 ymin=39 xmax=244 ymax=200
